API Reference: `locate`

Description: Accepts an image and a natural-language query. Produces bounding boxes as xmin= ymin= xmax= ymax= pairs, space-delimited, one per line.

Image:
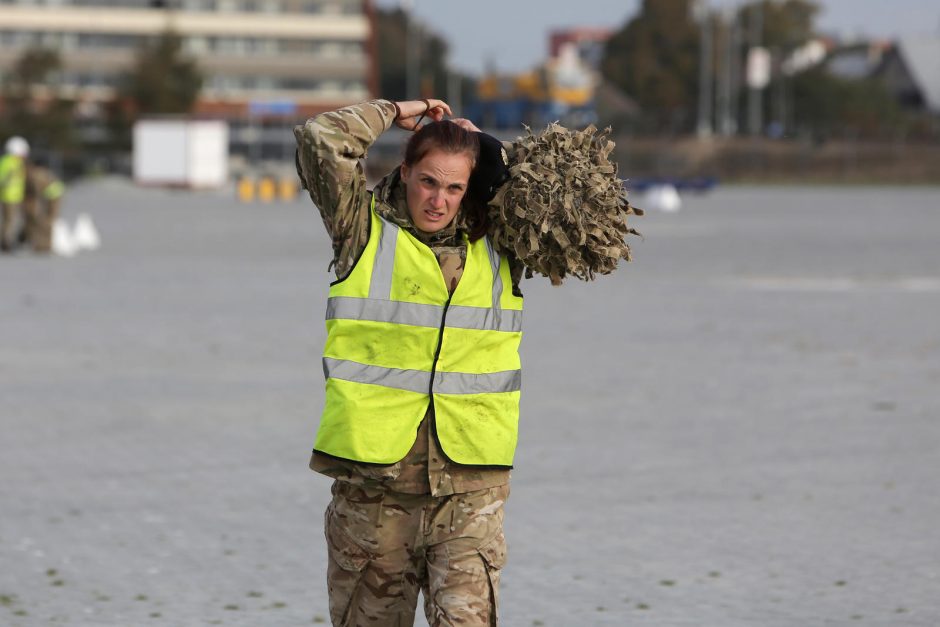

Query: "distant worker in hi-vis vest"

xmin=295 ymin=98 xmax=520 ymax=626
xmin=0 ymin=136 xmax=29 ymax=253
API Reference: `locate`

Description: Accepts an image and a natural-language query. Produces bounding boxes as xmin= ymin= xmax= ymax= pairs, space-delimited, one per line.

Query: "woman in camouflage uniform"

xmin=295 ymin=99 xmax=521 ymax=627
xmin=24 ymin=159 xmax=65 ymax=253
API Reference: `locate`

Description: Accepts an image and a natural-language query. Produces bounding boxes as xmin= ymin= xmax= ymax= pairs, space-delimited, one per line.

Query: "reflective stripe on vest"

xmin=0 ymin=155 xmax=26 ymax=204
xmin=323 ymin=357 xmax=522 ymax=395
xmin=315 ymin=196 xmax=523 ymax=466
xmin=326 ymin=297 xmax=522 ymax=332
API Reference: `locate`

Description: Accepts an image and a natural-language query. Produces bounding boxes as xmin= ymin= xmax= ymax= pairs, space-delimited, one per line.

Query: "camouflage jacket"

xmin=294 ymin=99 xmax=511 ymax=496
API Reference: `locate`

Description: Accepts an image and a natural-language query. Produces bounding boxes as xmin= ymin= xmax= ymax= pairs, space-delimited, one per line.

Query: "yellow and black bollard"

xmin=237 ymin=177 xmax=255 ymax=202
xmin=278 ymin=177 xmax=298 ymax=202
xmin=257 ymin=176 xmax=276 ymax=203
xmin=236 ymin=175 xmax=299 ymax=204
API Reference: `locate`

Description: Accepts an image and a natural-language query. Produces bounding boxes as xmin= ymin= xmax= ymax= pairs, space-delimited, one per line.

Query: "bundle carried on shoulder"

xmin=487 ymin=123 xmax=642 ymax=286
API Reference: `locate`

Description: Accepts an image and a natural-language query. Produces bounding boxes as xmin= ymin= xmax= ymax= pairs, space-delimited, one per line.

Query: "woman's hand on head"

xmin=393 ymin=99 xmax=452 ymax=131
xmin=450 ymin=118 xmax=481 ymax=133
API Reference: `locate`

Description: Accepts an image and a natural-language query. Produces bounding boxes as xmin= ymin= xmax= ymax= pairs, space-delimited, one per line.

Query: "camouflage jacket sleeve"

xmin=293 ymin=99 xmax=398 ymax=278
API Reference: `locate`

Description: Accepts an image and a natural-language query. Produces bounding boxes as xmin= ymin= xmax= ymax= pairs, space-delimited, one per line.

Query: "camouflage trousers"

xmin=1 ymin=202 xmax=24 ymax=251
xmin=25 ymin=198 xmax=59 ymax=253
xmin=324 ymin=480 xmax=509 ymax=626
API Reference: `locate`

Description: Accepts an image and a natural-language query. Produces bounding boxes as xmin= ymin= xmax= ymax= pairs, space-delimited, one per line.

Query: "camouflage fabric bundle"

xmin=488 ymin=123 xmax=642 ymax=285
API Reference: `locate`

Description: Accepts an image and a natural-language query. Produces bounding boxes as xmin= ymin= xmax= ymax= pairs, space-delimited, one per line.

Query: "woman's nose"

xmin=430 ymin=191 xmax=446 ymax=208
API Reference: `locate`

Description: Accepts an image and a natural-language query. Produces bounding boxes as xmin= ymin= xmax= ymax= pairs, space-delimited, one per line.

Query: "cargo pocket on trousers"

xmin=325 ymin=505 xmax=372 ymax=626
xmin=478 ymin=531 xmax=507 ymax=624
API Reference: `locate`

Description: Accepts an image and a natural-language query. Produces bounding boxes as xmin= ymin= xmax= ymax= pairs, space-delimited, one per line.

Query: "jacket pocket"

xmin=324 ymin=503 xmax=372 ymax=626
xmin=477 ymin=530 xmax=507 ymax=625
xmin=478 ymin=531 xmax=507 ymax=571
xmin=325 ymin=503 xmax=372 ymax=572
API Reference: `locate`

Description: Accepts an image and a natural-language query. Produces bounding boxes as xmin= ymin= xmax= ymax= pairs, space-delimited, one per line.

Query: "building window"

xmin=181 ymin=0 xmax=216 ymax=10
xmin=77 ymin=33 xmax=138 ymax=49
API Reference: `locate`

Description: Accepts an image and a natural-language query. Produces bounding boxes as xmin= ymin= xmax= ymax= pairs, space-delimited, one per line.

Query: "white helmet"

xmin=4 ymin=136 xmax=30 ymax=157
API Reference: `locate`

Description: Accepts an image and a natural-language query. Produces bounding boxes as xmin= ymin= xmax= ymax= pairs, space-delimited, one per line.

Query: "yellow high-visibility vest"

xmin=315 ymin=196 xmax=524 ymax=466
xmin=0 ymin=155 xmax=26 ymax=204
xmin=43 ymin=180 xmax=65 ymax=200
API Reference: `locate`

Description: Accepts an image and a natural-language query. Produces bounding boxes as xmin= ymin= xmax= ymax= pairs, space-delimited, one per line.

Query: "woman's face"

xmin=400 ymin=148 xmax=473 ymax=233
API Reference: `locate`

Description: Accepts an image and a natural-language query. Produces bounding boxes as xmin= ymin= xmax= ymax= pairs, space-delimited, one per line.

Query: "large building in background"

xmin=0 ymin=0 xmax=376 ymax=121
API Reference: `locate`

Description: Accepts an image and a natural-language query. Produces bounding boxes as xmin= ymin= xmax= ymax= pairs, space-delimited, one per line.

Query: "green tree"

xmin=121 ymin=30 xmax=202 ymax=115
xmin=735 ymin=1 xmax=819 ymax=135
xmin=105 ymin=30 xmax=202 ymax=149
xmin=375 ymin=8 xmax=409 ymax=101
xmin=0 ymin=47 xmax=76 ymax=152
xmin=737 ymin=0 xmax=819 ymax=49
xmin=373 ymin=8 xmax=474 ymax=105
xmin=790 ymin=66 xmax=903 ymax=138
xmin=600 ymin=0 xmax=700 ymax=133
xmin=736 ymin=1 xmax=904 ymax=138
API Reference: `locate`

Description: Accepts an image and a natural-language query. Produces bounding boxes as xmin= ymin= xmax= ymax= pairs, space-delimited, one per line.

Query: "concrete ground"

xmin=1 ymin=179 xmax=938 ymax=626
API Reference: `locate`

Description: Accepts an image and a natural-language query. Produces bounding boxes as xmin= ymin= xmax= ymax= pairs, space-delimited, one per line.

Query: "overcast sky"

xmin=374 ymin=0 xmax=940 ymax=76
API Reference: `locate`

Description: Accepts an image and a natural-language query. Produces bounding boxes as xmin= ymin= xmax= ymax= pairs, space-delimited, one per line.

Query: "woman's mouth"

xmin=424 ymin=209 xmax=445 ymax=221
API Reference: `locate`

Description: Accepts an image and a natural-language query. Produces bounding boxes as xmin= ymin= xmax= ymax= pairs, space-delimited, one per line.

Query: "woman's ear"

xmin=400 ymin=163 xmax=409 ymax=182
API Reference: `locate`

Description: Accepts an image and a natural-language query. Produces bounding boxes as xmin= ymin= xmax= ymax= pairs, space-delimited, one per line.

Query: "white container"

xmin=133 ymin=119 xmax=229 ymax=188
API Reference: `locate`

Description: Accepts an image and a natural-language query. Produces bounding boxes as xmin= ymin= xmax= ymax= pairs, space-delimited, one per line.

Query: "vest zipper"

xmin=428 ymin=294 xmax=454 ymax=466
xmin=426 ymin=246 xmax=455 ymax=464
xmin=428 ymin=295 xmax=452 ymax=396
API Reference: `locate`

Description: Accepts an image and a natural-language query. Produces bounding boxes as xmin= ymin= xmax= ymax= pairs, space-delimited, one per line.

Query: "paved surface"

xmin=1 ymin=179 xmax=939 ymax=626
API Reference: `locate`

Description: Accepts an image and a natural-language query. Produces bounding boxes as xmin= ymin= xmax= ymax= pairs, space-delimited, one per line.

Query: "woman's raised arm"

xmin=293 ymin=100 xmax=397 ymax=277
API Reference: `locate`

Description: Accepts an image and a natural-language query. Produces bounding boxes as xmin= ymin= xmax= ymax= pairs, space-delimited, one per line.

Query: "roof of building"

xmin=898 ymin=36 xmax=940 ymax=113
xmin=826 ymin=48 xmax=880 ymax=80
